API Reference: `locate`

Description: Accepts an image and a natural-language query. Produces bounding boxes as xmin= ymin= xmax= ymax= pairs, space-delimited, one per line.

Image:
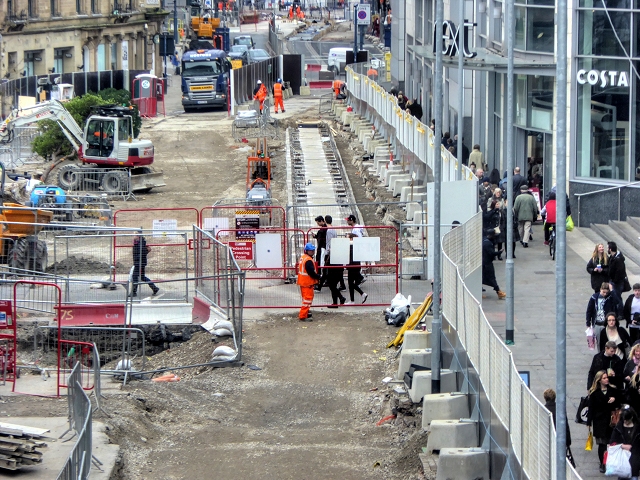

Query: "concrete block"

xmin=397 ymin=348 xmax=432 ymax=380
xmin=408 ymin=369 xmax=456 ymax=403
xmin=364 ymin=135 xmax=383 ymax=152
xmin=435 ymin=448 xmax=489 ymax=480
xmin=374 ymin=145 xmax=391 ymax=158
xmin=382 ymin=166 xmax=403 ymax=186
xmin=359 ymin=130 xmax=373 ymax=144
xmin=375 ymin=160 xmax=390 ymax=176
xmin=299 ymin=86 xmax=311 ymax=96
xmin=390 ymin=174 xmax=412 ymax=194
xmin=422 ymin=393 xmax=470 ymax=429
xmin=426 ymin=420 xmax=478 ymax=453
xmin=406 ymin=202 xmax=421 ymax=221
xmin=373 ymin=155 xmax=391 ymax=173
xmin=403 ymin=330 xmax=430 ymax=350
xmin=412 ymin=210 xmax=427 ymax=224
xmin=387 ymin=173 xmax=409 ymax=192
xmin=341 ymin=111 xmax=354 ymax=126
xmin=393 ymin=178 xmax=413 ymax=197
xmin=400 ymin=185 xmax=427 ymax=202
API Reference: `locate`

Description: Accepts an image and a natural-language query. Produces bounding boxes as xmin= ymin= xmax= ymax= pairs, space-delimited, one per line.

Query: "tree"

xmin=31 ymin=90 xmax=142 ymax=160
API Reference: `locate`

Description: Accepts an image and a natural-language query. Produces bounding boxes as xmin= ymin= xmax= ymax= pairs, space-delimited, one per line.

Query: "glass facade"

xmin=575 ymin=4 xmax=639 ymax=181
xmin=514 ymin=0 xmax=555 ymax=52
xmin=515 ymin=75 xmax=554 ymax=129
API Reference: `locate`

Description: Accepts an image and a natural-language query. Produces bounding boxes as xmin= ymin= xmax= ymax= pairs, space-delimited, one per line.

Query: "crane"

xmin=0 ymin=100 xmax=165 ymax=194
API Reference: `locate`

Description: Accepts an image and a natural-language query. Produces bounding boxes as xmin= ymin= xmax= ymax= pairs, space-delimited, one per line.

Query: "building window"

xmin=97 ymin=44 xmax=106 ymax=71
xmin=514 ymin=0 xmax=555 ymax=52
xmin=24 ymin=52 xmax=37 ymax=77
xmin=493 ymin=0 xmax=503 ymax=44
xmin=28 ymin=0 xmax=37 ymax=17
xmin=575 ymin=58 xmax=630 ymax=180
xmin=416 ymin=1 xmax=423 ymax=41
xmin=7 ymin=0 xmax=14 ymax=17
xmin=50 ymin=0 xmax=60 ymax=16
xmin=425 ymin=0 xmax=433 ymax=46
xmin=77 ymin=0 xmax=84 ymax=14
xmin=111 ymin=43 xmax=117 ymax=69
xmin=91 ymin=0 xmax=98 ymax=14
xmin=579 ymin=10 xmax=630 ymax=57
xmin=54 ymin=49 xmax=65 ymax=74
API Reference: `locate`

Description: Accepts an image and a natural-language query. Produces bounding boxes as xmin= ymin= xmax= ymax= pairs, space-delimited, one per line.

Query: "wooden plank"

xmin=0 ymin=422 xmax=49 ymax=437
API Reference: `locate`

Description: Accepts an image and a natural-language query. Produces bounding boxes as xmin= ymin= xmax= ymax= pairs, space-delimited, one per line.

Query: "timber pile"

xmin=0 ymin=422 xmax=48 ymax=470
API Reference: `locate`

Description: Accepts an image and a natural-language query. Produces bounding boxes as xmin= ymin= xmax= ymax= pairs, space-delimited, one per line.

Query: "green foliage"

xmin=31 ymin=89 xmax=143 ymax=159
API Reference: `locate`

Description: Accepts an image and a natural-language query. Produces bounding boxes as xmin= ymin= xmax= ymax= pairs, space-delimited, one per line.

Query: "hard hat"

xmin=277 ymin=78 xmax=282 ymax=83
xmin=257 ymin=80 xmax=262 ymax=84
xmin=304 ymin=242 xmax=316 ymax=251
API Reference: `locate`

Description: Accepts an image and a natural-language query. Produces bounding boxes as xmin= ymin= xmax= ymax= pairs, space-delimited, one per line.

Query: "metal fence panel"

xmin=0 ymin=126 xmax=40 ymax=169
xmin=62 ymin=167 xmax=131 ymax=199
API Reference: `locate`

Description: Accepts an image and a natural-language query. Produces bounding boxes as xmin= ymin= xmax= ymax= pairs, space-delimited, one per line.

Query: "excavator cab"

xmin=85 ymin=118 xmax=117 ymax=158
xmin=246 ymin=138 xmax=272 ymax=206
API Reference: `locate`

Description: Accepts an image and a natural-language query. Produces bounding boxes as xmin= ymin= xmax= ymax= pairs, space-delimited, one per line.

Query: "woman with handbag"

xmin=610 ymin=405 xmax=640 ymax=479
xmin=588 ymin=370 xmax=622 ymax=472
xmin=487 ymin=189 xmax=507 ymax=258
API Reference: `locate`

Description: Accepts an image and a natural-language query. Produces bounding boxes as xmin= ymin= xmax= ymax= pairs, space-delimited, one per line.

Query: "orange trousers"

xmin=299 ymin=285 xmax=314 ymax=319
xmin=274 ymin=96 xmax=284 ymax=112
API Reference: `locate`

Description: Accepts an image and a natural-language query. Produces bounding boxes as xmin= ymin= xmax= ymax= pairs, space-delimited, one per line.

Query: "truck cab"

xmin=181 ymin=49 xmax=231 ymax=111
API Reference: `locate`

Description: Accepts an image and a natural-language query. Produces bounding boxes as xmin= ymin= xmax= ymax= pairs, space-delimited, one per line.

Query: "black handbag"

xmin=623 ymin=276 xmax=632 ymax=293
xmin=575 ymin=396 xmax=589 ymax=424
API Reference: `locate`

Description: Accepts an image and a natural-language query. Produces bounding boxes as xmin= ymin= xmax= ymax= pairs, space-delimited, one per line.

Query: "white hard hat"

xmin=257 ymin=80 xmax=262 ymax=84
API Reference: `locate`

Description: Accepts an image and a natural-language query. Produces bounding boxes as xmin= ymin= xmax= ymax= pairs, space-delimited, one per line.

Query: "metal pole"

xmin=431 ymin=0 xmax=444 ymax=394
xmin=174 ymin=0 xmax=178 ymax=44
xmin=556 ymin=0 xmax=568 ymax=471
xmin=505 ymin=0 xmax=515 ymax=345
xmin=353 ymin=5 xmax=358 ymax=58
xmin=456 ymin=0 xmax=464 ymax=181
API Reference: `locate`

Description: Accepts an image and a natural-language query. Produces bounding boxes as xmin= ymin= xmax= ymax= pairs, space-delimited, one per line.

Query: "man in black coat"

xmin=510 ymin=166 xmax=528 ymax=200
xmin=482 ymin=230 xmax=506 ymax=299
xmin=132 ymin=232 xmax=159 ymax=297
xmin=587 ymin=340 xmax=624 ymax=390
xmin=608 ymin=241 xmax=628 ymax=301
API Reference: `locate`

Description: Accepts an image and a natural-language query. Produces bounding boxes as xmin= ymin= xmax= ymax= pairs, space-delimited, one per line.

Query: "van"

xmin=327 ymin=47 xmax=350 ymax=73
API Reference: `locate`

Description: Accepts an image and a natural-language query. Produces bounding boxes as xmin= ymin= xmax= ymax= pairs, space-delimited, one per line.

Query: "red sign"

xmin=55 ymin=304 xmax=126 ymax=326
xmin=229 ymin=241 xmax=254 ymax=260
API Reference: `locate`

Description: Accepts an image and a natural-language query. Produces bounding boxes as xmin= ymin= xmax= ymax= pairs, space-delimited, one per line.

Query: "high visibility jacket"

xmin=273 ymin=82 xmax=283 ymax=97
xmin=333 ymin=80 xmax=344 ymax=95
xmin=254 ymin=84 xmax=267 ymax=102
xmin=297 ymin=253 xmax=318 ymax=286
xmin=367 ymin=68 xmax=378 ymax=77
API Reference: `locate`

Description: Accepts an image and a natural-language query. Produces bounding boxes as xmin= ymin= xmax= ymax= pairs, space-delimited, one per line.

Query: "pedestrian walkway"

xmin=482 ymin=223 xmax=633 ymax=480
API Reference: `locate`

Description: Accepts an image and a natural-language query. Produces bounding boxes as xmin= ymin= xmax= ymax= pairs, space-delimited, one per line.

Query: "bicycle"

xmin=548 ymin=224 xmax=556 ymax=260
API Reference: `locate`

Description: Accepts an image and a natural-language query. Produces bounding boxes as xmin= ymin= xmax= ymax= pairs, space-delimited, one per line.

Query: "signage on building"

xmin=145 ymin=0 xmax=160 ymax=4
xmin=356 ymin=4 xmax=371 ymax=26
xmin=576 ymin=69 xmax=629 ymax=88
xmin=122 ymin=40 xmax=129 ymax=71
xmin=432 ymin=20 xmax=477 ymax=58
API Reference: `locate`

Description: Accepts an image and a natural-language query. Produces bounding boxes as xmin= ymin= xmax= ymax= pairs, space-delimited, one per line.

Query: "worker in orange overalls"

xmin=273 ymin=78 xmax=285 ymax=113
xmin=295 ymin=5 xmax=301 ymax=19
xmin=252 ymin=79 xmax=268 ymax=114
xmin=333 ymin=79 xmax=345 ymax=99
xmin=297 ymin=243 xmax=321 ymax=321
xmin=289 ymin=5 xmax=294 ymax=19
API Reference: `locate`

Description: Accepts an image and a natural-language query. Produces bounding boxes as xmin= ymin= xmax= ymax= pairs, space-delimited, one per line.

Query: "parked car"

xmin=229 ymin=45 xmax=249 ymax=63
xmin=233 ymin=35 xmax=255 ymax=49
xmin=242 ymin=49 xmax=271 ymax=65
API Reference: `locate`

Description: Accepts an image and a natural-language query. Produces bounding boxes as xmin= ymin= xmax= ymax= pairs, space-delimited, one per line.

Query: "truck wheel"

xmin=101 ymin=171 xmax=128 ymax=194
xmin=34 ymin=240 xmax=48 ymax=272
xmin=56 ymin=164 xmax=82 ymax=191
xmin=8 ymin=238 xmax=47 ymax=273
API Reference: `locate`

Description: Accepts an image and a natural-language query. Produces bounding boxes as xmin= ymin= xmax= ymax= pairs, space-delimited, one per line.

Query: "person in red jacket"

xmin=541 ymin=191 xmax=557 ymax=245
xmin=272 ymin=78 xmax=285 ymax=113
xmin=297 ymin=243 xmax=321 ymax=321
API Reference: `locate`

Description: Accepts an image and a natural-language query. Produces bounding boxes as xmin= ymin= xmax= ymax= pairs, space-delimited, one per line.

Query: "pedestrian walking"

xmin=297 ymin=243 xmax=321 ymax=321
xmin=132 ymin=231 xmax=159 ymax=297
xmin=272 ymin=78 xmax=285 ymax=113
xmin=586 ymin=370 xmax=622 ymax=472
xmin=543 ymin=388 xmax=574 ymax=467
xmin=609 ymin=241 xmax=629 ymax=302
xmin=586 ymin=282 xmax=622 ymax=343
xmin=587 ymin=243 xmax=609 ymax=293
xmin=624 ymin=344 xmax=640 ymax=385
xmin=609 ymin=405 xmax=640 ymax=478
xmin=598 ymin=312 xmax=630 ymax=360
xmin=312 ymin=215 xmax=327 ymax=291
xmin=588 ymin=340 xmax=625 ymax=390
xmin=345 ymin=214 xmax=368 ymax=304
xmin=512 ymin=184 xmax=539 ymax=248
xmin=469 ymin=144 xmax=484 ymax=170
xmin=624 ymin=283 xmax=640 ymax=344
xmin=482 ymin=230 xmax=506 ymax=299
xmin=253 ymin=80 xmax=268 ymax=114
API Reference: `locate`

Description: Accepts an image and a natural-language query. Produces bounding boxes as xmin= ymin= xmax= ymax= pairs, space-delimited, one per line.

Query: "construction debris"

xmin=0 ymin=422 xmax=48 ymax=471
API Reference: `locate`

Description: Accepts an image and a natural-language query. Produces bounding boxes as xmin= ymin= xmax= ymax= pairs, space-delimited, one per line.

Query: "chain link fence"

xmin=0 ymin=126 xmax=40 ymax=169
xmin=441 ymin=212 xmax=580 ymax=479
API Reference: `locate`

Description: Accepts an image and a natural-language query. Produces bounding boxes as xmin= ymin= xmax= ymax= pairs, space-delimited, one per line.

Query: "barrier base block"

xmin=435 ymin=448 xmax=489 ymax=480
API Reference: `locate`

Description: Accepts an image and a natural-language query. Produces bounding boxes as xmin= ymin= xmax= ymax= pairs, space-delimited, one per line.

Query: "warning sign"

xmin=229 ymin=241 xmax=254 ymax=261
xmin=152 ymin=219 xmax=179 ymax=238
xmin=235 ymin=210 xmax=260 ymax=239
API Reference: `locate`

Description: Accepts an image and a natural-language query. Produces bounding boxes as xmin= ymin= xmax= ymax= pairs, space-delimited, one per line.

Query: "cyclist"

xmin=541 ymin=191 xmax=557 ymax=246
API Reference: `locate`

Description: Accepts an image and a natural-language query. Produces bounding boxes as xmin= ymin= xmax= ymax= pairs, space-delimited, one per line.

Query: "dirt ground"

xmin=5 ymin=82 xmax=431 ymax=477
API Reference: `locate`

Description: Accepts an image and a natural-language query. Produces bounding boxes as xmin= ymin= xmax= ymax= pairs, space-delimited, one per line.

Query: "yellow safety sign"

xmin=385 ymin=52 xmax=391 ymax=82
xmin=231 ymin=60 xmax=243 ymax=70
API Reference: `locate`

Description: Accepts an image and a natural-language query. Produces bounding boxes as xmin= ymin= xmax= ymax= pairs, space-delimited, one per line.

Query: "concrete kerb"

xmin=435 ymin=448 xmax=490 ymax=480
xmin=408 ymin=369 xmax=456 ymax=403
xmin=421 ymin=393 xmax=470 ymax=430
xmin=403 ymin=330 xmax=430 ymax=349
xmin=425 ymin=419 xmax=478 ymax=453
xmin=397 ymin=348 xmax=432 ymax=380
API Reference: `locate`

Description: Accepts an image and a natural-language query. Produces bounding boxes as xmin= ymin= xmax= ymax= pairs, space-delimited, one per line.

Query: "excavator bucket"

xmin=129 ymin=170 xmax=166 ymax=192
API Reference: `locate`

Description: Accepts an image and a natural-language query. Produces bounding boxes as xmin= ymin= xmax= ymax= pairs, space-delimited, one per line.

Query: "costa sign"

xmin=576 ymin=69 xmax=629 ymax=88
xmin=433 ymin=20 xmax=477 ymax=58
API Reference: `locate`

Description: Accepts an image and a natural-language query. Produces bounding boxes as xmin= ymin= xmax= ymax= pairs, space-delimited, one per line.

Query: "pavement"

xmin=479 ymin=223 xmax=626 ymax=480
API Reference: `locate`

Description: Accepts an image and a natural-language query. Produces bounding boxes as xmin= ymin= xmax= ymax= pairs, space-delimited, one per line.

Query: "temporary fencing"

xmin=0 ymin=300 xmax=16 ymax=386
xmin=346 ymin=64 xmax=476 ymax=182
xmin=0 ymin=126 xmax=40 ymax=169
xmin=60 ymin=167 xmax=131 ymax=199
xmin=56 ymin=361 xmax=94 ymax=480
xmin=440 ymin=212 xmax=580 ymax=479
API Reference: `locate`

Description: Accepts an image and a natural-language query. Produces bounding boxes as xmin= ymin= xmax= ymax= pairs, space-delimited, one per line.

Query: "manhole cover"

xmin=534 ymin=271 xmax=555 ymax=274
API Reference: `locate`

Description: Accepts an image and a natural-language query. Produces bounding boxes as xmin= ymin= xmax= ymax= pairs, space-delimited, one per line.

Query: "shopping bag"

xmin=566 ymin=215 xmax=574 ymax=232
xmin=586 ymin=326 xmax=596 ymax=350
xmin=585 ymin=428 xmax=593 ymax=451
xmin=605 ymin=444 xmax=631 ymax=477
xmin=575 ymin=396 xmax=589 ymax=424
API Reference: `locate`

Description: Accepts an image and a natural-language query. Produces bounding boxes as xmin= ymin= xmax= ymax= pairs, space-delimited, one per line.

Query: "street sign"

xmin=356 ymin=4 xmax=370 ymax=26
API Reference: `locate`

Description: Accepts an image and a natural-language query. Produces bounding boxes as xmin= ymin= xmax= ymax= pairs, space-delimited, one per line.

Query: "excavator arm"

xmin=0 ymin=100 xmax=84 ymax=153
